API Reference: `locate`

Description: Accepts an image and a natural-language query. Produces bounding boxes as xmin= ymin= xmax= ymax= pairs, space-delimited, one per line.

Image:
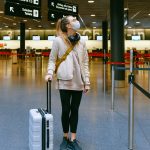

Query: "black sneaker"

xmin=60 ymin=137 xmax=69 ymax=150
xmin=67 ymin=139 xmax=82 ymax=150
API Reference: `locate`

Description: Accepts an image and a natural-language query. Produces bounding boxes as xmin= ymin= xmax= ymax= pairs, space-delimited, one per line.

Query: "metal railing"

xmin=109 ymin=50 xmax=150 ymax=150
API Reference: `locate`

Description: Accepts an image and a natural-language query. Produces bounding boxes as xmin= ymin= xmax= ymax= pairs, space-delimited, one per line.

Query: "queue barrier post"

xmin=12 ymin=50 xmax=17 ymax=64
xmin=111 ymin=65 xmax=115 ymax=111
xmin=148 ymin=61 xmax=150 ymax=93
xmin=128 ymin=49 xmax=134 ymax=150
xmin=103 ymin=49 xmax=106 ymax=96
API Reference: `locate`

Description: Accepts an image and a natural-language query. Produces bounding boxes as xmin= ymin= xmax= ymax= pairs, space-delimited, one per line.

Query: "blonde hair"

xmin=56 ymin=16 xmax=71 ymax=36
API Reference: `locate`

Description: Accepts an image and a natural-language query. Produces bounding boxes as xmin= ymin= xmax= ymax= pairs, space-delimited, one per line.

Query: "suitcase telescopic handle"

xmin=47 ymin=80 xmax=51 ymax=113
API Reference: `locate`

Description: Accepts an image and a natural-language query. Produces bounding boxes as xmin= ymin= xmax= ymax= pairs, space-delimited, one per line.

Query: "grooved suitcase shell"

xmin=29 ymin=109 xmax=53 ymax=150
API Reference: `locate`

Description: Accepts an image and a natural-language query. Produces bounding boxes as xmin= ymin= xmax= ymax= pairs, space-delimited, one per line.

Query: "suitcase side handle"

xmin=47 ymin=80 xmax=51 ymax=113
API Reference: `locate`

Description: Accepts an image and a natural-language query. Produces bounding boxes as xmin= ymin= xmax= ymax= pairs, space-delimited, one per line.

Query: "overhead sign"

xmin=48 ymin=0 xmax=78 ymax=21
xmin=5 ymin=2 xmax=41 ymax=19
xmin=48 ymin=9 xmax=78 ymax=22
xmin=48 ymin=0 xmax=78 ymax=15
xmin=5 ymin=0 xmax=41 ymax=7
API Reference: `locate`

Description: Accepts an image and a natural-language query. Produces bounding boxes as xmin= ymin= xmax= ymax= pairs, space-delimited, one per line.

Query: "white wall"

xmin=0 ymin=40 xmax=150 ymax=51
xmin=125 ymin=40 xmax=150 ymax=50
xmin=0 ymin=40 xmax=53 ymax=49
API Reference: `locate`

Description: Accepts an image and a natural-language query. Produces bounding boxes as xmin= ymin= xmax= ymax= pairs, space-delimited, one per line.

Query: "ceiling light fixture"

xmin=93 ymin=27 xmax=96 ymax=29
xmin=5 ymin=26 xmax=8 ymax=28
xmin=148 ymin=14 xmax=150 ymax=16
xmin=3 ymin=17 xmax=14 ymax=21
xmin=91 ymin=14 xmax=95 ymax=17
xmin=13 ymin=23 xmax=17 ymax=25
xmin=136 ymin=21 xmax=140 ymax=24
xmin=33 ymin=19 xmax=40 ymax=22
xmin=88 ymin=1 xmax=95 ymax=3
xmin=124 ymin=8 xmax=129 ymax=10
xmin=28 ymin=28 xmax=32 ymax=30
xmin=38 ymin=25 xmax=42 ymax=27
xmin=23 ymin=20 xmax=27 ymax=22
xmin=128 ymin=26 xmax=132 ymax=29
xmin=92 ymin=22 xmax=96 ymax=24
xmin=0 ymin=11 xmax=4 ymax=13
xmin=51 ymin=23 xmax=55 ymax=25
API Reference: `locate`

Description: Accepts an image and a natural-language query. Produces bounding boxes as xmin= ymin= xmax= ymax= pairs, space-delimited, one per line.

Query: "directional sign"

xmin=5 ymin=2 xmax=41 ymax=19
xmin=48 ymin=0 xmax=78 ymax=15
xmin=6 ymin=0 xmax=41 ymax=7
xmin=48 ymin=9 xmax=78 ymax=22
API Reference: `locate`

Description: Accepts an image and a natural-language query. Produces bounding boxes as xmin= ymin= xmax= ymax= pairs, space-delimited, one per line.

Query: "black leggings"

xmin=59 ymin=90 xmax=83 ymax=133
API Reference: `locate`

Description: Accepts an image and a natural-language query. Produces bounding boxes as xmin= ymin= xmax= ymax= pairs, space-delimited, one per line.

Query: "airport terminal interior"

xmin=0 ymin=56 xmax=150 ymax=150
xmin=0 ymin=0 xmax=150 ymax=150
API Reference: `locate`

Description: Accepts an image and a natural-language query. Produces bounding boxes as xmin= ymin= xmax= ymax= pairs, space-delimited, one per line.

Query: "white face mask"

xmin=71 ymin=21 xmax=80 ymax=31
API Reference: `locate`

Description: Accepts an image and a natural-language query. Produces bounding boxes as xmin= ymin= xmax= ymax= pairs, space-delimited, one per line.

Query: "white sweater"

xmin=47 ymin=36 xmax=90 ymax=91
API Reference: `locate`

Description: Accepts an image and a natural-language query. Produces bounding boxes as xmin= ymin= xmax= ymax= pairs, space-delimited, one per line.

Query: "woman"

xmin=45 ymin=16 xmax=90 ymax=150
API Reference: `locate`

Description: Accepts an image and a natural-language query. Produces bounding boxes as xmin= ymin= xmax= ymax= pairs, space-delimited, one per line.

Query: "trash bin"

xmin=12 ymin=49 xmax=17 ymax=64
xmin=35 ymin=49 xmax=42 ymax=69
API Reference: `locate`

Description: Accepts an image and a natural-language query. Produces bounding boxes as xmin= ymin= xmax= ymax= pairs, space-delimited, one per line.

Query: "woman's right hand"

xmin=45 ymin=74 xmax=52 ymax=82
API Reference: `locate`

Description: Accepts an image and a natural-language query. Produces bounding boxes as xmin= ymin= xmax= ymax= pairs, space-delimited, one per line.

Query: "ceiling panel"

xmin=0 ymin=0 xmax=150 ymax=30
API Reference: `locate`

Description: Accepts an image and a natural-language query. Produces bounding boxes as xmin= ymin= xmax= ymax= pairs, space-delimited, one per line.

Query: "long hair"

xmin=56 ymin=16 xmax=71 ymax=36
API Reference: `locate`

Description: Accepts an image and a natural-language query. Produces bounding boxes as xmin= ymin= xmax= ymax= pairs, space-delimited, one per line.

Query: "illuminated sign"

xmin=5 ymin=2 xmax=41 ymax=19
xmin=48 ymin=9 xmax=78 ymax=21
xmin=6 ymin=0 xmax=41 ymax=7
xmin=48 ymin=0 xmax=78 ymax=21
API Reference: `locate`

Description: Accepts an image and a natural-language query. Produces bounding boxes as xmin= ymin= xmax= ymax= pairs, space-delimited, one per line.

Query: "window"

xmin=48 ymin=36 xmax=56 ymax=41
xmin=17 ymin=35 xmax=20 ymax=40
xmin=32 ymin=35 xmax=40 ymax=41
xmin=131 ymin=35 xmax=141 ymax=41
xmin=96 ymin=35 xmax=103 ymax=41
xmin=3 ymin=36 xmax=10 ymax=40
xmin=80 ymin=36 xmax=88 ymax=41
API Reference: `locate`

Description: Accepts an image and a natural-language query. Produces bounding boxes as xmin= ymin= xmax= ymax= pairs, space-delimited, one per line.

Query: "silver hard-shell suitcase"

xmin=29 ymin=81 xmax=53 ymax=150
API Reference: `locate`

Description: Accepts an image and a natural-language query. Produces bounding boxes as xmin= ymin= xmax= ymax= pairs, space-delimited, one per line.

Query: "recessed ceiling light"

xmin=13 ymin=23 xmax=17 ymax=25
xmin=5 ymin=26 xmax=8 ymax=28
xmin=3 ymin=17 xmax=13 ymax=21
xmin=92 ymin=22 xmax=96 ymax=24
xmin=28 ymin=28 xmax=32 ymax=30
xmin=148 ymin=14 xmax=150 ymax=16
xmin=136 ymin=21 xmax=140 ymax=24
xmin=88 ymin=1 xmax=95 ymax=3
xmin=128 ymin=26 xmax=132 ymax=29
xmin=91 ymin=14 xmax=95 ymax=17
xmin=124 ymin=8 xmax=129 ymax=10
xmin=23 ymin=20 xmax=27 ymax=22
xmin=51 ymin=22 xmax=55 ymax=25
xmin=33 ymin=19 xmax=40 ymax=22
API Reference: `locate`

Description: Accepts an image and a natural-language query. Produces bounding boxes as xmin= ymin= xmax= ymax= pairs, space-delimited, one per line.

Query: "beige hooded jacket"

xmin=47 ymin=36 xmax=90 ymax=90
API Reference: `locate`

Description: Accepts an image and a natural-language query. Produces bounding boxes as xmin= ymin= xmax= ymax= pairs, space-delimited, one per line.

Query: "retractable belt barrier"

xmin=128 ymin=71 xmax=150 ymax=150
xmin=107 ymin=50 xmax=150 ymax=150
xmin=88 ymin=52 xmax=150 ymax=58
xmin=115 ymin=66 xmax=150 ymax=71
xmin=0 ymin=52 xmax=50 ymax=57
xmin=131 ymin=81 xmax=150 ymax=99
xmin=0 ymin=51 xmax=150 ymax=59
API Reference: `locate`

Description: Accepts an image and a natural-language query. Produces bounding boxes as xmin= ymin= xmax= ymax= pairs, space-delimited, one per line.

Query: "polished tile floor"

xmin=0 ymin=56 xmax=150 ymax=150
